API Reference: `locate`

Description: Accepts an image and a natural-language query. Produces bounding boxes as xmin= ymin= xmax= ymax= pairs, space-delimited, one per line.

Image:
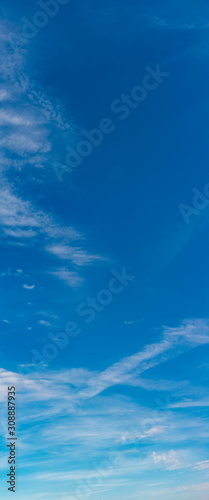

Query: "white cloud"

xmin=74 ymin=319 xmax=209 ymax=402
xmin=5 ymin=228 xmax=37 ymax=238
xmin=36 ymin=311 xmax=58 ymax=319
xmin=122 ymin=426 xmax=166 ymax=443
xmin=175 ymin=482 xmax=209 ymax=493
xmin=151 ymin=450 xmax=182 ymax=470
xmin=0 ymin=19 xmax=75 ymax=179
xmin=164 ymin=319 xmax=209 ymax=345
xmin=0 ymin=186 xmax=41 ymax=229
xmin=0 ymin=89 xmax=10 ymax=101
xmin=50 ymin=268 xmax=84 ymax=288
xmin=140 ymin=425 xmax=166 ymax=439
xmin=38 ymin=320 xmax=51 ymax=327
xmin=0 ymin=20 xmax=106 ymax=292
xmin=6 ymin=318 xmax=208 ymax=414
xmin=47 ymin=244 xmax=104 ymax=266
xmin=124 ymin=319 xmax=145 ymax=325
xmin=0 ymin=319 xmax=207 ymax=489
xmin=0 ymin=109 xmax=41 ymax=127
xmin=0 ymin=131 xmax=51 ymax=155
xmin=0 ymin=182 xmax=104 ymax=279
xmin=23 ymin=284 xmax=35 ymax=290
xmin=194 ymin=460 xmax=209 ymax=471
xmin=169 ymin=399 xmax=209 ymax=408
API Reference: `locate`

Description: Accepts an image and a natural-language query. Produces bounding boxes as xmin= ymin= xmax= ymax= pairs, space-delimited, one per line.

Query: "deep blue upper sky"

xmin=0 ymin=1 xmax=209 ymax=499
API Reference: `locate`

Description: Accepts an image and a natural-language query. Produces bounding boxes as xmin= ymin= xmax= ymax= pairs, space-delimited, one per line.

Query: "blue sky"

xmin=0 ymin=0 xmax=209 ymax=498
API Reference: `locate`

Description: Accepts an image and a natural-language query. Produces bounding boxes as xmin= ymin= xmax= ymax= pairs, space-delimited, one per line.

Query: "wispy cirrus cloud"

xmin=46 ymin=244 xmax=105 ymax=266
xmin=194 ymin=460 xmax=209 ymax=471
xmin=0 ymin=19 xmax=76 ymax=177
xmin=0 ymin=319 xmax=208 ymax=499
xmin=148 ymin=0 xmax=209 ymax=31
xmin=82 ymin=0 xmax=209 ymax=36
xmin=0 ymin=19 xmax=106 ymax=285
xmin=169 ymin=399 xmax=209 ymax=409
xmin=123 ymin=425 xmax=166 ymax=443
xmin=0 ymin=318 xmax=206 ymax=413
xmin=75 ymin=319 xmax=209 ymax=402
xmin=0 ymin=182 xmax=105 ymax=280
xmin=49 ymin=268 xmax=84 ymax=288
